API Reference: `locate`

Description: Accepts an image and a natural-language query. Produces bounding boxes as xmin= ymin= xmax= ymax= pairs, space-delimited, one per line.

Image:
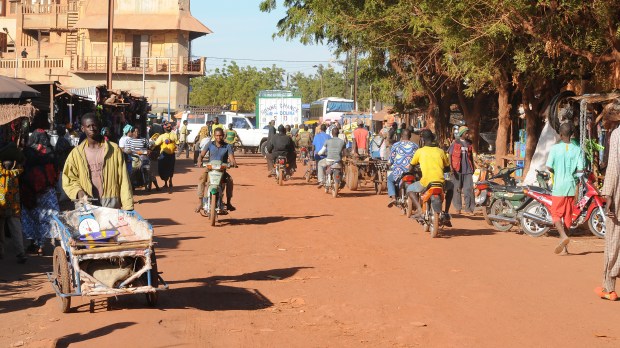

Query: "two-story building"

xmin=0 ymin=0 xmax=211 ymax=115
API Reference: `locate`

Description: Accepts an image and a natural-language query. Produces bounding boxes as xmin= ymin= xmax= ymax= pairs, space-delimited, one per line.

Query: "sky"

xmin=189 ymin=1 xmax=336 ymax=75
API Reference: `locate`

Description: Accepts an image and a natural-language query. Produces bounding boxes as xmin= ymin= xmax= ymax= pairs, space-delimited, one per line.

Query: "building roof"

xmin=74 ymin=1 xmax=213 ymax=37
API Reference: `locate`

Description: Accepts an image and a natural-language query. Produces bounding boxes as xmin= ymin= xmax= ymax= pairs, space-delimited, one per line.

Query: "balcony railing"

xmin=0 ymin=57 xmax=65 ymax=69
xmin=21 ymin=2 xmax=78 ymax=14
xmin=0 ymin=56 xmax=204 ymax=76
xmin=21 ymin=2 xmax=78 ymax=30
xmin=72 ymin=56 xmax=204 ymax=75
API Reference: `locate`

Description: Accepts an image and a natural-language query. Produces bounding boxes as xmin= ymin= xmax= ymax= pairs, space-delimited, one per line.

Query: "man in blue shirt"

xmin=312 ymin=124 xmax=331 ymax=161
xmin=196 ymin=128 xmax=237 ymax=212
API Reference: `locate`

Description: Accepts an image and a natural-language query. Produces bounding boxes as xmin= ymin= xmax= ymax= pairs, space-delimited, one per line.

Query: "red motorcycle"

xmin=520 ymin=171 xmax=606 ymax=238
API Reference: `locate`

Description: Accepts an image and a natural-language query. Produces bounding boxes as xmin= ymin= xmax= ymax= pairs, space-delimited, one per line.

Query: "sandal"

xmin=554 ymin=238 xmax=570 ymax=254
xmin=595 ymin=287 xmax=619 ymax=301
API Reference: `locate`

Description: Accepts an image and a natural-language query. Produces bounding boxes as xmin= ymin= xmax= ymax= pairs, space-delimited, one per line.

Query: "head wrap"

xmin=123 ymin=124 xmax=134 ymax=135
xmin=458 ymin=126 xmax=469 ymax=137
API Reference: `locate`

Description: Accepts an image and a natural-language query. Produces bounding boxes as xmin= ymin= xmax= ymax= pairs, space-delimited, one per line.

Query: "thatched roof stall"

xmin=0 ymin=103 xmax=36 ymax=125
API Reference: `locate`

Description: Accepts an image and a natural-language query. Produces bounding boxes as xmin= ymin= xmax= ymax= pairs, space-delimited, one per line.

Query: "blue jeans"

xmin=387 ymin=173 xmax=398 ymax=197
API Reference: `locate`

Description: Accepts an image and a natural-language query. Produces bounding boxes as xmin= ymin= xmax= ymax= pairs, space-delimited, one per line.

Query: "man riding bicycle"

xmin=196 ymin=128 xmax=238 ymax=212
xmin=407 ymin=129 xmax=454 ymax=227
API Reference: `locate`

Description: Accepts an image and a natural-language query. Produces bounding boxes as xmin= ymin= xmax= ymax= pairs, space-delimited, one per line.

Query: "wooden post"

xmin=106 ymin=0 xmax=114 ymax=89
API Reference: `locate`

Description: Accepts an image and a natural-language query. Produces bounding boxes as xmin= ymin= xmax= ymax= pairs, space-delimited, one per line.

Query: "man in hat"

xmin=448 ymin=125 xmax=476 ymax=215
xmin=596 ymin=115 xmax=620 ymax=300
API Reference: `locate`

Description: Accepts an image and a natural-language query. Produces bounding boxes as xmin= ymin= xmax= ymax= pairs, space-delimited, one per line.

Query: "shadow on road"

xmin=153 ymin=266 xmax=312 ymax=311
xmin=219 ymin=214 xmax=331 ymax=226
xmin=154 ymin=233 xmax=205 ymax=252
xmin=137 ymin=197 xmax=170 ymax=204
xmin=434 ymin=227 xmax=499 ymax=238
xmin=148 ymin=218 xmax=180 ymax=227
xmin=54 ymin=322 xmax=136 ymax=348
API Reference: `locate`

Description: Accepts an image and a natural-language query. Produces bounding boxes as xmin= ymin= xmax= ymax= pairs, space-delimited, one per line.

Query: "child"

xmin=0 ymin=159 xmax=27 ymax=263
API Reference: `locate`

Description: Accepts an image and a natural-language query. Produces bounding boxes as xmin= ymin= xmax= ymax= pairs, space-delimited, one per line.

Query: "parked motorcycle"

xmin=274 ymin=156 xmax=293 ymax=186
xmin=520 ymin=171 xmax=606 ymax=238
xmin=475 ymin=166 xmax=519 ymax=224
xmin=415 ymin=181 xmax=446 ymax=238
xmin=323 ymin=160 xmax=345 ymax=198
xmin=485 ymin=169 xmax=551 ymax=234
xmin=200 ymin=160 xmax=230 ymax=226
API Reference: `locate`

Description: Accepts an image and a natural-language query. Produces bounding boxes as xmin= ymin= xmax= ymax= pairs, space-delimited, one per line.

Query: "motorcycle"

xmin=323 ymin=160 xmax=345 ymax=198
xmin=520 ymin=171 xmax=606 ymax=238
xmin=484 ymin=169 xmax=551 ymax=234
xmin=391 ymin=169 xmax=420 ymax=217
xmin=299 ymin=146 xmax=310 ymax=165
xmin=475 ymin=166 xmax=523 ymax=229
xmin=200 ymin=160 xmax=230 ymax=226
xmin=274 ymin=155 xmax=293 ymax=186
xmin=303 ymin=152 xmax=318 ymax=183
xmin=415 ymin=181 xmax=446 ymax=238
xmin=129 ymin=151 xmax=152 ymax=192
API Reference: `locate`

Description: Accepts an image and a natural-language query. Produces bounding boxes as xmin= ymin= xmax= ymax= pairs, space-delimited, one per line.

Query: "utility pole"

xmin=353 ymin=46 xmax=358 ymax=111
xmin=106 ymin=0 xmax=114 ymax=89
xmin=343 ymin=51 xmax=349 ymax=98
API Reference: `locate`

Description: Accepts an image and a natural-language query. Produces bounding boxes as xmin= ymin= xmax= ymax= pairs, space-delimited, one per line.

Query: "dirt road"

xmin=1 ymin=154 xmax=620 ymax=347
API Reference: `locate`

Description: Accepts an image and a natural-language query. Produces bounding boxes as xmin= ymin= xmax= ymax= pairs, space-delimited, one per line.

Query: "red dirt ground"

xmin=1 ymin=154 xmax=620 ymax=347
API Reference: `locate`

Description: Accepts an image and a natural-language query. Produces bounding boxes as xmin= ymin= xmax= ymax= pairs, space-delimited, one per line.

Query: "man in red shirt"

xmin=352 ymin=121 xmax=370 ymax=156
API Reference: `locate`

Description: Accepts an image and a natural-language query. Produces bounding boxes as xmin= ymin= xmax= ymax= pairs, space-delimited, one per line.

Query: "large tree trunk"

xmin=457 ymin=88 xmax=484 ymax=153
xmin=495 ymin=75 xmax=512 ymax=160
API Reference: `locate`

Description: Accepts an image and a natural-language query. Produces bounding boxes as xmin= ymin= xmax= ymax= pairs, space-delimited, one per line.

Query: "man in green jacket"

xmin=62 ymin=113 xmax=134 ymax=210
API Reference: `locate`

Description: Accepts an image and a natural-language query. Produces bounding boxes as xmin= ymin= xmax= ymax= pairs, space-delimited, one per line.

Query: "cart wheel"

xmin=53 ymin=246 xmax=72 ymax=313
xmin=347 ymin=165 xmax=359 ymax=191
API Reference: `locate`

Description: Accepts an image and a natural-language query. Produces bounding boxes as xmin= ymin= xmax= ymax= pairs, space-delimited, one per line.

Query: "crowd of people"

xmin=1 ymin=111 xmax=620 ymax=306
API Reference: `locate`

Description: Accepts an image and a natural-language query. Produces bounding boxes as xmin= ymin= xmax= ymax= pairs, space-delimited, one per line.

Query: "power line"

xmin=205 ymin=56 xmax=335 ymax=63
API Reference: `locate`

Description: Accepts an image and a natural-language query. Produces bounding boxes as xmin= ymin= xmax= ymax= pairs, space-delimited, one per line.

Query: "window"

xmin=232 ymin=117 xmax=247 ymax=129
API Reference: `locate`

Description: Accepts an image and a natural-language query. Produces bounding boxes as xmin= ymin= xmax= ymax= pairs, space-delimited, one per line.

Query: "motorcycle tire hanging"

xmin=209 ymin=193 xmax=217 ymax=226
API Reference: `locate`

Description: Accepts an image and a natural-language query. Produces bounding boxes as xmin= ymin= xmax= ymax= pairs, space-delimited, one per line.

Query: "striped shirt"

xmin=126 ymin=138 xmax=148 ymax=153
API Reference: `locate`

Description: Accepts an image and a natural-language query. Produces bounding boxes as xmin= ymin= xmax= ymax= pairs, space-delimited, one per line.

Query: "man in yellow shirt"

xmin=211 ymin=116 xmax=225 ymax=134
xmin=407 ymin=129 xmax=454 ymax=226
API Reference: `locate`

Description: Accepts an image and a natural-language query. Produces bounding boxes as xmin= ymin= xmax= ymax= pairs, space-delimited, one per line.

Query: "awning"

xmin=0 ymin=104 xmax=36 ymax=125
xmin=0 ymin=76 xmax=41 ymax=99
xmin=74 ymin=2 xmax=212 ymax=38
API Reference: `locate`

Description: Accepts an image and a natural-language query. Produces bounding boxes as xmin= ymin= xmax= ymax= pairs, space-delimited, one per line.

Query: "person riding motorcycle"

xmin=196 ymin=128 xmax=238 ymax=212
xmin=407 ymin=129 xmax=455 ymax=227
xmin=266 ymin=125 xmax=297 ymax=176
xmin=317 ymin=128 xmax=346 ymax=187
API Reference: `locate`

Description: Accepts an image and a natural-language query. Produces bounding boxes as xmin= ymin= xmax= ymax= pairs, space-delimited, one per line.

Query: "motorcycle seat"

xmin=505 ymin=186 xmax=525 ymax=194
xmin=527 ymin=185 xmax=551 ymax=194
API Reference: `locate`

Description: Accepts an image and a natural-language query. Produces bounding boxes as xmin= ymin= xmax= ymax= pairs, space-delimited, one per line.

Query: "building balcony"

xmin=21 ymin=2 xmax=79 ymax=30
xmin=0 ymin=56 xmax=204 ymax=76
xmin=71 ymin=56 xmax=205 ymax=76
